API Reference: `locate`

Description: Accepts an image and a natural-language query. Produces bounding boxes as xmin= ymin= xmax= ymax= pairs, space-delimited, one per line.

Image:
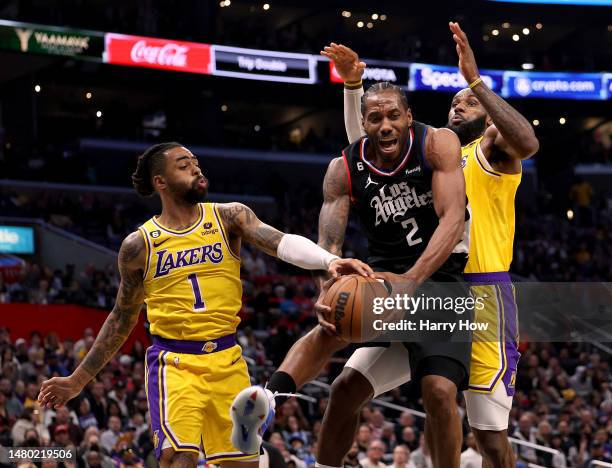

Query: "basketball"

xmin=322 ymin=274 xmax=390 ymax=343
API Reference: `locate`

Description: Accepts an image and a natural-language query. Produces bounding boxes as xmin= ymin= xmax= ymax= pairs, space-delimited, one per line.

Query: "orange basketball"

xmin=322 ymin=274 xmax=390 ymax=343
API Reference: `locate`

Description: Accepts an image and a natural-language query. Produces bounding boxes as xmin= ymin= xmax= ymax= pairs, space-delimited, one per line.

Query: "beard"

xmin=171 ymin=178 xmax=208 ymax=205
xmin=446 ymin=115 xmax=487 ymax=146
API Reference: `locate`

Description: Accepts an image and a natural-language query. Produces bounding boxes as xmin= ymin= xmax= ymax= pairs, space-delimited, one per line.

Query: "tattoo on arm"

xmin=78 ymin=232 xmax=145 ymax=382
xmin=314 ymin=158 xmax=350 ymax=289
xmin=218 ymin=203 xmax=284 ymax=257
xmin=471 ymin=84 xmax=538 ymax=158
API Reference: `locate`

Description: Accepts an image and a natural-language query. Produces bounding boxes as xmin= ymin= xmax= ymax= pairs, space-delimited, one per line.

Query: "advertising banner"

xmin=0 ymin=19 xmax=103 ymax=59
xmin=504 ymin=71 xmax=605 ymax=100
xmin=409 ymin=63 xmax=504 ymax=93
xmin=212 ymin=45 xmax=317 ymax=84
xmin=0 ymin=226 xmax=34 ymax=254
xmin=329 ymin=60 xmax=409 ymax=87
xmin=104 ymin=33 xmax=211 ymax=74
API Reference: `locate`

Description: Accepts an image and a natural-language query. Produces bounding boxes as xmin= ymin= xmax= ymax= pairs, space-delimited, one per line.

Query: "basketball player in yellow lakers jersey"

xmin=317 ymin=24 xmax=537 ymax=468
xmin=38 ymin=142 xmax=371 ymax=468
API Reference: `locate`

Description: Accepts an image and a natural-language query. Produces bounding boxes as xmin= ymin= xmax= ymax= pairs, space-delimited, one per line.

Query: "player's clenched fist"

xmin=38 ymin=376 xmax=83 ymax=409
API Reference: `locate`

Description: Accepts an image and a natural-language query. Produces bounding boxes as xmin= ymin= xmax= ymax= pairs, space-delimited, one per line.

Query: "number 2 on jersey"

xmin=402 ymin=218 xmax=422 ymax=246
xmin=187 ymin=273 xmax=206 ymax=311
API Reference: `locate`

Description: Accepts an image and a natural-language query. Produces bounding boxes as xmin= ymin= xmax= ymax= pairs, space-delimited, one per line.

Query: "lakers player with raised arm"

xmin=320 ymin=22 xmax=538 ymax=468
xmin=37 ymin=142 xmax=372 ymax=468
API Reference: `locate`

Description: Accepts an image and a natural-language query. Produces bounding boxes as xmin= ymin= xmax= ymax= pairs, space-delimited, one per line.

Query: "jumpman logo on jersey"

xmin=365 ymin=175 xmax=379 ymax=189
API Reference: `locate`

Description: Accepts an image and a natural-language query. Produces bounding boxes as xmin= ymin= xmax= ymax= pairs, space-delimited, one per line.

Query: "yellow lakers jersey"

xmin=462 ymin=137 xmax=522 ymax=273
xmin=138 ymin=203 xmax=242 ymax=340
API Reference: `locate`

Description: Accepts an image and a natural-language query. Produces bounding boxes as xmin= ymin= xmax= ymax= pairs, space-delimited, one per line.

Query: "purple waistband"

xmin=151 ymin=334 xmax=236 ymax=354
xmin=463 ymin=271 xmax=511 ymax=284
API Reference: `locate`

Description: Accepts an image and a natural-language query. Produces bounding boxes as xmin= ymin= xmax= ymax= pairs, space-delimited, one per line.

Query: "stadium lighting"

xmin=522 ymin=63 xmax=535 ymax=70
xmin=536 ymin=22 xmax=543 ymax=29
xmin=221 ymin=104 xmax=228 ymax=112
xmin=483 ymin=35 xmax=490 ymax=41
xmin=96 ymin=110 xmax=102 ymax=118
xmin=357 ymin=21 xmax=364 ymax=28
xmin=254 ymin=124 xmax=261 ymax=132
xmin=341 ymin=10 xmax=351 ymax=18
xmin=372 ymin=13 xmax=379 ymax=20
xmin=263 ymin=3 xmax=270 ymax=10
xmin=380 ymin=14 xmax=387 ymax=21
xmin=533 ymin=119 xmax=540 ymax=126
xmin=607 ymin=24 xmax=612 ymax=31
xmin=567 ymin=209 xmax=574 ymax=220
xmin=512 ymin=34 xmax=520 ymax=41
xmin=559 ymin=117 xmax=566 ymax=124
xmin=86 ymin=92 xmax=92 ymax=99
xmin=34 ymin=85 xmax=41 ymax=93
xmin=367 ymin=22 xmax=374 ymax=29
xmin=523 ymin=27 xmax=530 ymax=35
xmin=502 ymin=22 xmax=511 ymax=28
xmin=492 ymin=29 xmax=500 ymax=36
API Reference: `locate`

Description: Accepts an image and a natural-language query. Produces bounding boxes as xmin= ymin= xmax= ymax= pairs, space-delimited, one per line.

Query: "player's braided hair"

xmin=361 ymin=81 xmax=410 ymax=116
xmin=131 ymin=142 xmax=182 ymax=197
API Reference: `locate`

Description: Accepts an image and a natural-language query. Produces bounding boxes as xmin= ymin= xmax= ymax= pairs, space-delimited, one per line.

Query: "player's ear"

xmin=152 ymin=174 xmax=167 ymax=191
xmin=406 ymin=107 xmax=413 ymax=126
xmin=485 ymin=114 xmax=493 ymax=127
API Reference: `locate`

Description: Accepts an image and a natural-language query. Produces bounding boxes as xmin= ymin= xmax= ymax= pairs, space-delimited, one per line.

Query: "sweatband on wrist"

xmin=276 ymin=234 xmax=339 ymax=270
xmin=469 ymin=77 xmax=483 ymax=89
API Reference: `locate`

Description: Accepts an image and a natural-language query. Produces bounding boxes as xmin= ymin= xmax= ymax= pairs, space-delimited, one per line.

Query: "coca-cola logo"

xmin=130 ymin=40 xmax=188 ymax=67
xmin=105 ymin=33 xmax=211 ymax=74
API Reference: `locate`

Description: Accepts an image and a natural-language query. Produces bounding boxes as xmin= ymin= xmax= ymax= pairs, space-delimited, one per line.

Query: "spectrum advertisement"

xmin=409 ymin=63 xmax=505 ymax=93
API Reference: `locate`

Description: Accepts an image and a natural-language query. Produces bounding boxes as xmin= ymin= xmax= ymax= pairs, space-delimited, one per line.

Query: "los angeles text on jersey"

xmin=370 ymin=182 xmax=433 ymax=226
xmin=153 ymin=242 xmax=224 ymax=278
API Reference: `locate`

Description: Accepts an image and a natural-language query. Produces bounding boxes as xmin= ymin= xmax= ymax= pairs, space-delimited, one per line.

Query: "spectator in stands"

xmin=409 ymin=434 xmax=433 ymax=468
xmin=0 ymin=378 xmax=23 ymax=419
xmin=77 ymin=398 xmax=98 ymax=430
xmin=398 ymin=426 xmax=418 ymax=453
xmin=282 ymin=415 xmax=310 ymax=447
xmin=100 ymin=415 xmax=121 ymax=453
xmin=49 ymin=406 xmax=82 ymax=446
xmin=388 ymin=444 xmax=415 ymax=468
xmin=459 ymin=433 xmax=481 ymax=468
xmin=359 ymin=440 xmax=387 ymax=468
xmin=513 ymin=412 xmax=538 ymax=463
xmin=355 ymin=423 xmax=372 ymax=459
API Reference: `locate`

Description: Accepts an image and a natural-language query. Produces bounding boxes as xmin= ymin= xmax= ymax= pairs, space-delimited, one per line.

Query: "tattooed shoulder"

xmin=217 ymin=202 xmax=256 ymax=231
xmin=119 ymin=231 xmax=146 ymax=269
xmin=323 ymin=157 xmax=350 ymax=200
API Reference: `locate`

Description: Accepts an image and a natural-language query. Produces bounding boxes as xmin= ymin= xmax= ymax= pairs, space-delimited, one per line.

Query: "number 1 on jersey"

xmin=187 ymin=273 xmax=206 ymax=311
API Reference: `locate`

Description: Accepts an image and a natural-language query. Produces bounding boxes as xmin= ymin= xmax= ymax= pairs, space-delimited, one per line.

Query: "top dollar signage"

xmin=104 ymin=33 xmax=211 ymax=74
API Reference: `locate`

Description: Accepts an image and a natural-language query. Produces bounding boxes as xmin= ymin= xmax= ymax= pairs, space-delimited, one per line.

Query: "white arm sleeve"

xmin=276 ymin=234 xmax=340 ymax=270
xmin=344 ymin=86 xmax=366 ymax=143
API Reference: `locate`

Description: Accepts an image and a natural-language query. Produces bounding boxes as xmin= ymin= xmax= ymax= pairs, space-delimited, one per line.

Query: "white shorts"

xmin=345 ymin=343 xmax=512 ymax=431
xmin=463 ymin=385 xmax=512 ymax=431
xmin=344 ymin=343 xmax=412 ymax=398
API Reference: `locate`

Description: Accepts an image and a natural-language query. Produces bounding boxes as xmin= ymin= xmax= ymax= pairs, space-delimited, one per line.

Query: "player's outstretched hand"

xmin=328 ymin=258 xmax=374 ymax=279
xmin=38 ymin=376 xmax=82 ymax=409
xmin=449 ymin=22 xmax=480 ymax=84
xmin=320 ymin=43 xmax=366 ymax=83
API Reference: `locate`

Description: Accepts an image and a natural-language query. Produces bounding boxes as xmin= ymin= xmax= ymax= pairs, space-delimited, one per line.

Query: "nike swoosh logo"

xmin=231 ymin=356 xmax=242 ymax=366
xmin=153 ymin=238 xmax=170 ymax=248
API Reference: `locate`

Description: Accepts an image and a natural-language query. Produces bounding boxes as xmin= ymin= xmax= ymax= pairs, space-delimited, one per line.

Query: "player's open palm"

xmin=449 ymin=22 xmax=480 ymax=84
xmin=38 ymin=376 xmax=82 ymax=409
xmin=320 ymin=43 xmax=365 ymax=83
